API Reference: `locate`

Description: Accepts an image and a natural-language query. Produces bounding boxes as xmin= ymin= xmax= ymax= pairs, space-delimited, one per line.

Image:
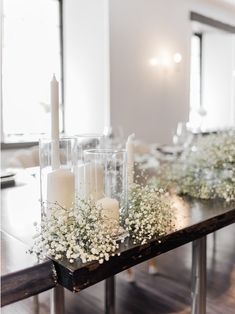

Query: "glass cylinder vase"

xmin=82 ymin=149 xmax=128 ymax=238
xmin=75 ymin=134 xmax=105 ymax=161
xmin=39 ymin=137 xmax=77 ymax=216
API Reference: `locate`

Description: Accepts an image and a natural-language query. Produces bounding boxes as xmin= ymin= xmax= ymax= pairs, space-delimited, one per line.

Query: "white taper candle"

xmin=46 ymin=76 xmax=76 ymax=212
xmin=126 ymin=133 xmax=135 ymax=188
xmin=50 ymin=74 xmax=60 ymax=170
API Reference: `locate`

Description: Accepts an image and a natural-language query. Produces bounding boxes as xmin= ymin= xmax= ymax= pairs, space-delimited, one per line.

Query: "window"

xmin=189 ymin=33 xmax=202 ymax=130
xmin=1 ymin=0 xmax=62 ymax=143
xmin=190 ymin=31 xmax=235 ymax=131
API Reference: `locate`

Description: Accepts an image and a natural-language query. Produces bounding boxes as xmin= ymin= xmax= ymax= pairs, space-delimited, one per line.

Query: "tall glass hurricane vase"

xmin=39 ymin=137 xmax=77 ymax=216
xmin=83 ymin=149 xmax=128 ymax=239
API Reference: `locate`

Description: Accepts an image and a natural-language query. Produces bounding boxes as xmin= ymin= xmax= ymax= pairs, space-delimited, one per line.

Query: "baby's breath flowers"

xmin=31 ymin=187 xmax=174 ymax=264
xmin=126 ymin=184 xmax=174 ymax=245
xmin=31 ymin=199 xmax=119 ymax=264
xmin=154 ymin=131 xmax=235 ymax=202
xmin=75 ymin=199 xmax=120 ymax=264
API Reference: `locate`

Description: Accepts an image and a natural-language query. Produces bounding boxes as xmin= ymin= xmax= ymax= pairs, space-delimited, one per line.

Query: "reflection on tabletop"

xmin=1 ymin=168 xmax=41 ymax=276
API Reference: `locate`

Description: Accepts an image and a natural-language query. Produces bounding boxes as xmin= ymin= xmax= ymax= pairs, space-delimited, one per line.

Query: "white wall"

xmin=109 ymin=0 xmax=235 ymax=144
xmin=63 ymin=0 xmax=235 ymax=144
xmin=109 ymin=0 xmax=191 ymax=144
xmin=63 ymin=0 xmax=109 ymax=135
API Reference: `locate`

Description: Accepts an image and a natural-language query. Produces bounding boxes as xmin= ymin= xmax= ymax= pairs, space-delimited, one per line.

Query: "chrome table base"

xmin=105 ymin=276 xmax=115 ymax=314
xmin=191 ymin=236 xmax=207 ymax=314
xmin=49 ymin=236 xmax=208 ymax=314
xmin=50 ymin=285 xmax=65 ymax=314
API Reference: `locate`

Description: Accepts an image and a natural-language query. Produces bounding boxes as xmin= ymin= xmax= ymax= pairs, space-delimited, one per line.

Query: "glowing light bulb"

xmin=173 ymin=53 xmax=182 ymax=63
xmin=149 ymin=58 xmax=159 ymax=66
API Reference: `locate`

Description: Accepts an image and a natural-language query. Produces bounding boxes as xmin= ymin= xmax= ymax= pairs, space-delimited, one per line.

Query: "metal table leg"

xmin=105 ymin=276 xmax=115 ymax=314
xmin=50 ymin=285 xmax=65 ymax=314
xmin=213 ymin=231 xmax=216 ymax=253
xmin=33 ymin=295 xmax=39 ymax=314
xmin=191 ymin=236 xmax=207 ymax=314
xmin=33 ymin=259 xmax=39 ymax=314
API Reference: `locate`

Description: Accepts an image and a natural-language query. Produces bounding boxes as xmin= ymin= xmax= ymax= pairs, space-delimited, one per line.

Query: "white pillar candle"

xmin=96 ymin=197 xmax=119 ymax=222
xmin=47 ymin=168 xmax=75 ymax=210
xmin=126 ymin=133 xmax=135 ymax=188
xmin=77 ymin=162 xmax=104 ymax=201
xmin=50 ymin=75 xmax=60 ymax=170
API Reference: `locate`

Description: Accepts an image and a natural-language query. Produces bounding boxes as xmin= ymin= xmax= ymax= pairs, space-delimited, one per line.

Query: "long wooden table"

xmin=1 ymin=173 xmax=235 ymax=314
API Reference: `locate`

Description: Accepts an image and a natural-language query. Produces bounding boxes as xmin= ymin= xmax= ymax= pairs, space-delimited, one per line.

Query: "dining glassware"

xmin=75 ymin=134 xmax=105 ymax=161
xmin=103 ymin=125 xmax=125 ymax=149
xmin=172 ymin=122 xmax=193 ymax=150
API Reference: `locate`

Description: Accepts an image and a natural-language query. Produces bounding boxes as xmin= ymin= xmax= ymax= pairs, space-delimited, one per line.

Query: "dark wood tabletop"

xmin=53 ymin=195 xmax=235 ymax=292
xmin=1 ymin=172 xmax=235 ymax=305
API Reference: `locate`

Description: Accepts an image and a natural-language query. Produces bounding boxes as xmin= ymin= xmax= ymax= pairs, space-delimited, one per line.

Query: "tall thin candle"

xmin=126 ymin=133 xmax=135 ymax=188
xmin=50 ymin=75 xmax=60 ymax=170
xmin=46 ymin=76 xmax=75 ymax=211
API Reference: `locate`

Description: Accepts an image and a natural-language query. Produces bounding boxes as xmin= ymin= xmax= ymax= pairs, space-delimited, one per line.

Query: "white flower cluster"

xmin=31 ymin=188 xmax=173 ymax=264
xmin=155 ymin=131 xmax=235 ymax=202
xmin=31 ymin=200 xmax=119 ymax=264
xmin=126 ymin=184 xmax=174 ymax=245
xmin=75 ymin=199 xmax=120 ymax=264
